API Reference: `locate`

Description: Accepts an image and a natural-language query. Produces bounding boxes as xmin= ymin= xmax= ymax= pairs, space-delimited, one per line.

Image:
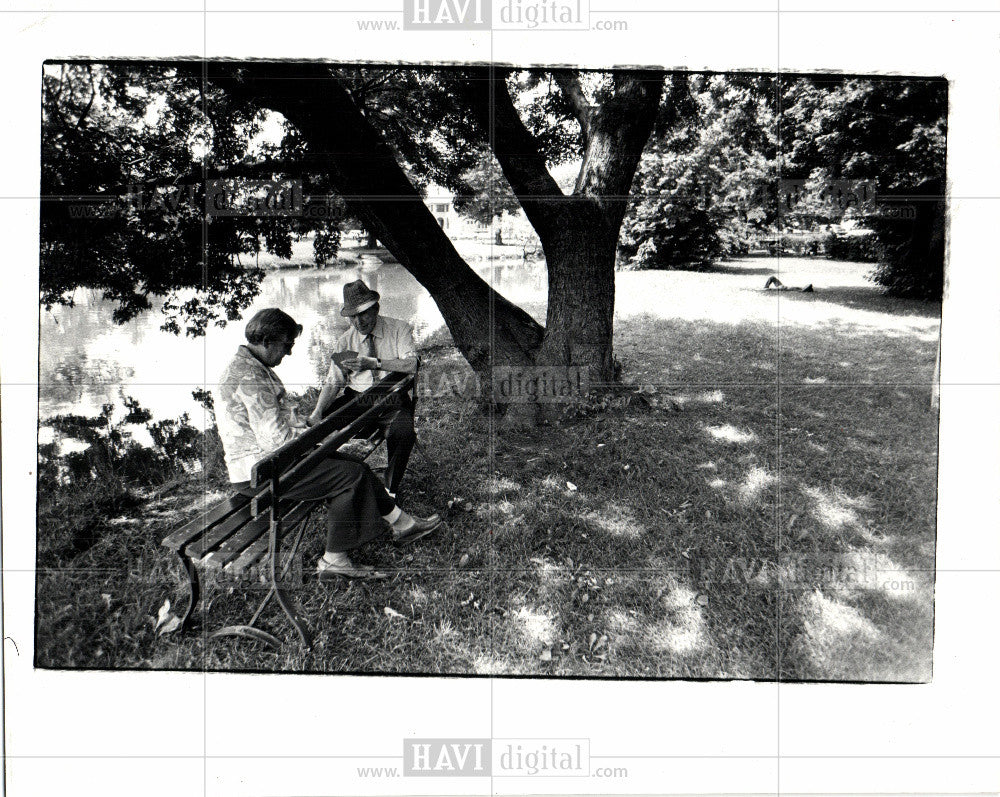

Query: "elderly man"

xmin=308 ymin=280 xmax=418 ymax=498
xmin=216 ymin=308 xmax=440 ymax=580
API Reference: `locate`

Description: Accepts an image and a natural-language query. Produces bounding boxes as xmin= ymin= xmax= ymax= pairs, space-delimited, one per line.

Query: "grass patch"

xmin=35 ymin=262 xmax=939 ymax=680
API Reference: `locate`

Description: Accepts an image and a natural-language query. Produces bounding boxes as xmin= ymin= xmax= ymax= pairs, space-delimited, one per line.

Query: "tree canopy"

xmin=41 ymin=62 xmax=666 ymax=406
xmin=40 ymin=63 xmax=945 ymax=392
xmin=41 ymin=63 xmax=344 ymax=333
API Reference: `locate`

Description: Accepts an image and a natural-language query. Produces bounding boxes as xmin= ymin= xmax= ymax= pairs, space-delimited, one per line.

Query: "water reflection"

xmin=39 ymin=259 xmax=549 ymax=426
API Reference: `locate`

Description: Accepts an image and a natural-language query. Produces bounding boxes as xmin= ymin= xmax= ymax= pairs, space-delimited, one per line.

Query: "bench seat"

xmin=160 ymin=370 xmax=416 ymax=648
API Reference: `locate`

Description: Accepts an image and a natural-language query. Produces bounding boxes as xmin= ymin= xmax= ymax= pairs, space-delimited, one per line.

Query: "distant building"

xmin=422 ymin=183 xmax=536 ymax=244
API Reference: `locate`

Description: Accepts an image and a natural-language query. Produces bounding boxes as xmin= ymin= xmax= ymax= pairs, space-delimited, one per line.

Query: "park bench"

xmin=160 ymin=370 xmax=416 ymax=649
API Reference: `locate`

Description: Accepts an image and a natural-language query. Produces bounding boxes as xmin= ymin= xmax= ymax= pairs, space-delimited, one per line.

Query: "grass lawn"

xmin=34 ymin=258 xmax=940 ymax=681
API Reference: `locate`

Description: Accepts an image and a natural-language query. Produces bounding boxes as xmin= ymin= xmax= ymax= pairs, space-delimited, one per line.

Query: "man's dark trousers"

xmin=323 ymin=386 xmax=415 ymax=495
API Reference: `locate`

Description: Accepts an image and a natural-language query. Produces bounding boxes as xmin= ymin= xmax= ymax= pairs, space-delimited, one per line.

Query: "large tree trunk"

xmin=536 ymin=203 xmax=619 ymax=381
xmin=209 ymin=63 xmax=543 ymax=383
xmin=461 ymin=69 xmax=663 ymax=386
xmin=211 ymin=63 xmax=661 ymax=421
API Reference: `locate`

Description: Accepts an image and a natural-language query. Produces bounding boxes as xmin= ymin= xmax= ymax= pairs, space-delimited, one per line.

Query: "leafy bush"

xmin=37 ymin=394 xmax=224 ymax=568
xmin=828 ymin=232 xmax=881 ymax=263
xmin=865 ymin=180 xmax=945 ymax=299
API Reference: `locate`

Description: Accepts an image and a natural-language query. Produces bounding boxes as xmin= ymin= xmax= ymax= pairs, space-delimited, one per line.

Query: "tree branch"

xmin=551 ymin=69 xmax=592 ymax=145
xmin=573 ymin=70 xmax=664 ymax=230
xmin=75 ymin=66 xmax=98 ymax=129
xmin=205 ymin=61 xmax=544 ymax=368
xmin=457 ymin=67 xmax=570 ymax=238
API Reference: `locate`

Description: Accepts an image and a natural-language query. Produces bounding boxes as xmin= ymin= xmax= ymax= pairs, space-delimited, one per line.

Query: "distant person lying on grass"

xmin=764 ymin=276 xmax=814 ymax=292
xmin=215 ymin=308 xmax=441 ymax=581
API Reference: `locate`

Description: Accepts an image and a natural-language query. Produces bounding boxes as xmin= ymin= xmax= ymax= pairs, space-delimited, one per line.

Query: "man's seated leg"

xmin=285 ymin=454 xmax=441 ymax=579
xmin=321 ymin=388 xmax=379 ymax=438
xmin=322 ymin=389 xmax=361 ymax=420
xmin=320 ymin=387 xmax=416 ymax=494
xmin=381 ymin=404 xmax=416 ymax=497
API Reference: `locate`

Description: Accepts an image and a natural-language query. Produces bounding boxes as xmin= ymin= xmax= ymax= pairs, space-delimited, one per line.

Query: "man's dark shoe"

xmin=392 ymin=514 xmax=442 ymax=546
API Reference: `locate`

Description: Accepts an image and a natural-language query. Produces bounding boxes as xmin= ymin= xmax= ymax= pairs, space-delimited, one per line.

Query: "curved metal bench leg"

xmin=206 ymin=516 xmax=312 ymax=649
xmin=269 ymin=516 xmax=310 ymax=647
xmin=247 ymin=587 xmax=276 ymax=629
xmin=176 ymin=553 xmax=201 ymax=631
xmin=207 ymin=588 xmax=284 ymax=649
xmin=208 ymin=625 xmax=283 ymax=648
xmin=271 ymin=514 xmax=311 ymax=648
xmin=273 ymin=586 xmax=310 ymax=647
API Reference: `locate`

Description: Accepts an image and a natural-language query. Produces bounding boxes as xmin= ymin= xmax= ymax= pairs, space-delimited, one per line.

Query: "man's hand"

xmin=346 ymin=355 xmax=379 ymax=371
xmin=332 ymin=350 xmax=359 ymax=373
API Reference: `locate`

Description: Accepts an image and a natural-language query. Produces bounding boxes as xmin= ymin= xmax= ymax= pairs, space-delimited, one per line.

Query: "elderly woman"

xmin=215 ymin=308 xmax=440 ymax=580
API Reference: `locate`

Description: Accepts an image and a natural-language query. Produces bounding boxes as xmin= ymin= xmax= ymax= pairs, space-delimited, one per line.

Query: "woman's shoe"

xmin=316 ymin=556 xmax=388 ymax=580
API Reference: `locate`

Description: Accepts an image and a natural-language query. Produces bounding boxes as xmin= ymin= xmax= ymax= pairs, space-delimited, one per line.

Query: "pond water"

xmin=38 ymin=256 xmax=549 ymax=432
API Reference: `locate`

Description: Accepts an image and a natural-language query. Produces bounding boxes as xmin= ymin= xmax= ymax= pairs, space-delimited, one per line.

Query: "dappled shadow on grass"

xmin=33 ymin=485 xmax=212 ymax=671
xmin=616 ymin=313 xmax=938 ymax=387
xmin=615 ymin=315 xmax=778 ymax=385
xmin=34 ymin=310 xmax=937 ymax=679
xmin=775 ymin=384 xmax=937 ymax=681
xmin=471 ymin=385 xmax=781 ymax=678
xmin=778 ymin=320 xmax=938 ymax=385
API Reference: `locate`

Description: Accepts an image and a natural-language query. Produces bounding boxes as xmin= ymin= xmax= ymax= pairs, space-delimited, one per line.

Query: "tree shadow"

xmin=617 ymin=311 xmax=938 ymax=386
xmin=34 ymin=308 xmax=937 ymax=680
xmin=780 ymin=284 xmax=941 ymax=320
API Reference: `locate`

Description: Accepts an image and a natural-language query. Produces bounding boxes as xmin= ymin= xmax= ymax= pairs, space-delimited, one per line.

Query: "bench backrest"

xmin=250 ymin=371 xmax=415 ymax=491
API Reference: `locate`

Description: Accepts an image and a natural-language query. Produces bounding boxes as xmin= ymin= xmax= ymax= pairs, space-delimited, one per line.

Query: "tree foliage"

xmin=449 ymin=154 xmax=523 ymax=236
xmin=41 ymin=63 xmax=343 ymax=335
xmin=781 ymin=77 xmax=946 ymax=298
xmin=41 ymin=61 xmax=945 ymax=372
xmin=620 ymin=74 xmax=780 ymax=268
xmin=619 ymin=73 xmax=946 ymax=298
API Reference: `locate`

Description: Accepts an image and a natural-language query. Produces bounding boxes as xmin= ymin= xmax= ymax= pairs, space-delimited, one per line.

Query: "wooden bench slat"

xmin=161 ymin=493 xmax=251 ymax=552
xmin=182 ymin=502 xmax=258 ymax=560
xmin=222 ymin=501 xmax=317 ymax=575
xmin=197 ymin=515 xmax=265 ymax=571
xmin=249 ymin=380 xmax=411 ymax=515
xmin=200 ymin=499 xmax=294 ymax=570
xmin=225 ymin=501 xmax=318 ymax=576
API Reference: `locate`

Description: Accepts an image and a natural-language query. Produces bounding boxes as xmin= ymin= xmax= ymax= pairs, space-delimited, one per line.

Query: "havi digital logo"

xmin=403 ymin=0 xmax=491 ymax=29
xmin=403 ymin=738 xmax=492 ymax=776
